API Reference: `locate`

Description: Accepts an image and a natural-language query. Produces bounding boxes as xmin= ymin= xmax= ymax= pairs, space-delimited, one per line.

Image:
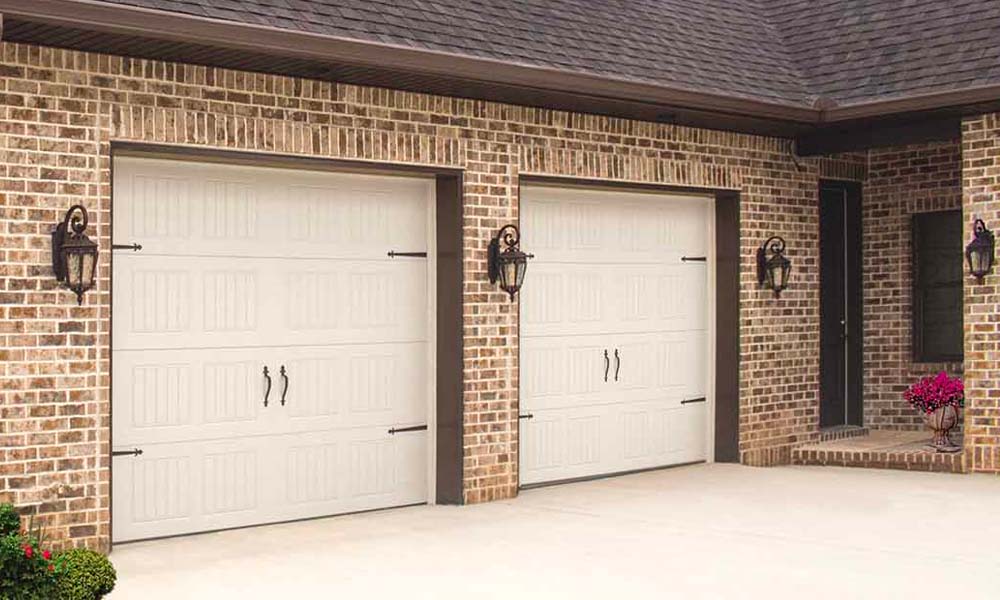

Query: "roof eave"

xmin=0 ymin=0 xmax=818 ymax=124
xmin=824 ymin=84 xmax=1000 ymax=122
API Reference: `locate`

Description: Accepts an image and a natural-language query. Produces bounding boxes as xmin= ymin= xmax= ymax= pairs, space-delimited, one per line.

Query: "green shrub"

xmin=0 ymin=532 xmax=57 ymax=600
xmin=0 ymin=505 xmax=20 ymax=538
xmin=55 ymin=548 xmax=116 ymax=600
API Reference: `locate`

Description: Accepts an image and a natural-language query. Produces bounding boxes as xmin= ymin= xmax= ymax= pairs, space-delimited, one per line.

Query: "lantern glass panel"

xmin=514 ymin=255 xmax=527 ymax=289
xmin=764 ymin=262 xmax=776 ymax=291
xmin=65 ymin=251 xmax=83 ymax=288
xmin=82 ymin=251 xmax=97 ymax=289
xmin=968 ymin=243 xmax=993 ymax=277
xmin=501 ymin=257 xmax=518 ymax=292
xmin=775 ymin=258 xmax=791 ymax=291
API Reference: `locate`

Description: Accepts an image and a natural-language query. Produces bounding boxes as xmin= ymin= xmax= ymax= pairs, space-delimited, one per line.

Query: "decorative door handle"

xmin=263 ymin=366 xmax=271 ymax=407
xmin=604 ymin=349 xmax=610 ymax=382
xmin=614 ymin=349 xmax=620 ymax=382
xmin=279 ymin=365 xmax=289 ymax=406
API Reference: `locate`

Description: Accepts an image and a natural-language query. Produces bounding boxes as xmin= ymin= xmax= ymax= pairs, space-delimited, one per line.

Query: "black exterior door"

xmin=819 ymin=181 xmax=863 ymax=427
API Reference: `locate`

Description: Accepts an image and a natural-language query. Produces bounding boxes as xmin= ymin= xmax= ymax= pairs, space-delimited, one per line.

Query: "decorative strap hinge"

xmin=388 ymin=424 xmax=428 ymax=435
xmin=111 ymin=448 xmax=143 ymax=457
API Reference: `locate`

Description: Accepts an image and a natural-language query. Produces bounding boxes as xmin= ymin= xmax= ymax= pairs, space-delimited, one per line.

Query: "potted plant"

xmin=903 ymin=372 xmax=964 ymax=453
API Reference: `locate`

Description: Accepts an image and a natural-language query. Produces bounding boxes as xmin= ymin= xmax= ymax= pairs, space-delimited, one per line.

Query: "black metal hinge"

xmin=518 ymin=414 xmax=534 ymax=420
xmin=681 ymin=256 xmax=707 ymax=262
xmin=111 ymin=448 xmax=143 ymax=457
xmin=112 ymin=243 xmax=143 ymax=252
xmin=388 ymin=424 xmax=428 ymax=435
xmin=387 ymin=251 xmax=427 ymax=258
xmin=681 ymin=397 xmax=707 ymax=405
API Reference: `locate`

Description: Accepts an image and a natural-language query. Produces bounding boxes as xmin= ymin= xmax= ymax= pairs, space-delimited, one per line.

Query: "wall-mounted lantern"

xmin=965 ymin=218 xmax=995 ymax=281
xmin=51 ymin=205 xmax=98 ymax=305
xmin=757 ymin=235 xmax=791 ymax=297
xmin=488 ymin=224 xmax=533 ymax=302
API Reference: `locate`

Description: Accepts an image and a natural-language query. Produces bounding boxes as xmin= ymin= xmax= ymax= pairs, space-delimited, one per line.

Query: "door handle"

xmin=604 ymin=349 xmax=610 ymax=382
xmin=279 ymin=365 xmax=289 ymax=406
xmin=614 ymin=349 xmax=620 ymax=382
xmin=263 ymin=366 xmax=271 ymax=407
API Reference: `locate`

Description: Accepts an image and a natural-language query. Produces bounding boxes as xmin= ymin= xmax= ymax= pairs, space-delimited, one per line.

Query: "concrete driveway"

xmin=109 ymin=464 xmax=1000 ymax=599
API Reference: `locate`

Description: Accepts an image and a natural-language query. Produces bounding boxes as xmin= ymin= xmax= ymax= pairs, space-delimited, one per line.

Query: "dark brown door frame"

xmin=106 ymin=143 xmax=466 ymax=547
xmin=819 ymin=179 xmax=864 ymax=428
xmin=515 ymin=175 xmax=742 ymax=480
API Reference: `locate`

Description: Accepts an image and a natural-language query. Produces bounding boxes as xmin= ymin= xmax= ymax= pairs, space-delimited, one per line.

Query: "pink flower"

xmin=903 ymin=372 xmax=964 ymax=413
xmin=42 ymin=550 xmax=51 ymax=561
xmin=23 ymin=545 xmax=33 ymax=559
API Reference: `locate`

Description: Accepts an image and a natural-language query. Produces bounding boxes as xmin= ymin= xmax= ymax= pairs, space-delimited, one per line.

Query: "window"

xmin=912 ymin=210 xmax=963 ymax=362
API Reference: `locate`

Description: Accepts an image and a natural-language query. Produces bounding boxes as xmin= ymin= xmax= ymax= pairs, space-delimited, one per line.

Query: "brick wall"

xmin=862 ymin=141 xmax=963 ymax=430
xmin=961 ymin=113 xmax=1000 ymax=473
xmin=0 ymin=42 xmax=863 ymax=550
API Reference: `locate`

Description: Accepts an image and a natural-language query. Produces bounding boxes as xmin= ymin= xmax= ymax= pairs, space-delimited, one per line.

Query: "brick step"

xmin=792 ymin=430 xmax=966 ymax=474
xmin=817 ymin=425 xmax=870 ymax=442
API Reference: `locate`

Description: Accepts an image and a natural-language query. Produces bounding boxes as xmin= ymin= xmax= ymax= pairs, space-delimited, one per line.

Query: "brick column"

xmin=961 ymin=113 xmax=1000 ymax=472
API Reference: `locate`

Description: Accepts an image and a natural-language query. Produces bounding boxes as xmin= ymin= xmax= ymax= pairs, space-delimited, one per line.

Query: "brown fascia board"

xmin=823 ymin=84 xmax=1000 ymax=122
xmin=0 ymin=0 xmax=817 ymax=123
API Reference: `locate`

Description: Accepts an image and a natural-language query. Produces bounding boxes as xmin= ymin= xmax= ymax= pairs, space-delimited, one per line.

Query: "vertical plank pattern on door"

xmin=520 ymin=185 xmax=711 ymax=486
xmin=112 ymin=157 xmax=432 ymax=542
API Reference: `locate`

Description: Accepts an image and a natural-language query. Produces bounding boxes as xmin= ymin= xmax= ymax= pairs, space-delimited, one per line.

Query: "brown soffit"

xmin=0 ymin=0 xmax=817 ymax=123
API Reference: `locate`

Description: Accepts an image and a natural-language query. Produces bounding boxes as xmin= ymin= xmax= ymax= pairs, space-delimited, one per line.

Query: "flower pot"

xmin=925 ymin=405 xmax=961 ymax=453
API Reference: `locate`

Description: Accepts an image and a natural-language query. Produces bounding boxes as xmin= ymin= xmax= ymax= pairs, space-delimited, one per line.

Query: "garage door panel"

xmin=114 ymin=161 xmax=267 ymax=258
xmin=277 ymin=428 xmax=426 ymax=522
xmin=520 ymin=400 xmax=708 ymax=485
xmin=115 ymin=157 xmax=432 ymax=259
xmin=620 ymin=402 xmax=707 ymax=469
xmin=523 ymin=263 xmax=704 ymax=338
xmin=522 ymin=187 xmax=710 ymax=264
xmin=614 ymin=331 xmax=706 ymax=403
xmin=113 ymin=157 xmax=431 ymax=542
xmin=282 ymin=261 xmax=426 ymax=345
xmin=113 ymin=348 xmax=275 ymax=445
xmin=112 ymin=255 xmax=271 ymax=350
xmin=520 ymin=185 xmax=711 ymax=486
xmin=281 ymin=181 xmax=428 ymax=259
xmin=114 ymin=257 xmax=426 ymax=350
xmin=522 ymin=336 xmax=611 ymax=411
xmin=521 ymin=265 xmax=609 ymax=334
xmin=281 ymin=342 xmax=427 ymax=431
xmin=520 ymin=409 xmax=605 ymax=484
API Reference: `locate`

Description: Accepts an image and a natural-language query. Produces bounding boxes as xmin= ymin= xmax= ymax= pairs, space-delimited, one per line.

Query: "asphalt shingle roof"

xmin=99 ymin=0 xmax=1000 ymax=108
xmin=765 ymin=0 xmax=1000 ymax=106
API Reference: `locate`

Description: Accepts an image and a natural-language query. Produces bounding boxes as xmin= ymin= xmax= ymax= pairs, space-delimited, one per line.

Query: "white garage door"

xmin=111 ymin=157 xmax=433 ymax=542
xmin=519 ymin=185 xmax=712 ymax=486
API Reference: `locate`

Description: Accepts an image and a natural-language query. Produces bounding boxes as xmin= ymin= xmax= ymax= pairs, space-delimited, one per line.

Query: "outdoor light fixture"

xmin=965 ymin=218 xmax=995 ymax=281
xmin=488 ymin=224 xmax=533 ymax=302
xmin=757 ymin=235 xmax=791 ymax=297
xmin=51 ymin=204 xmax=98 ymax=305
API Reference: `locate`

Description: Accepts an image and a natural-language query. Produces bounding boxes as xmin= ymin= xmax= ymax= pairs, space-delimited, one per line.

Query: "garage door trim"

xmin=107 ymin=144 xmax=465 ymax=544
xmin=516 ymin=175 xmax=741 ymax=487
